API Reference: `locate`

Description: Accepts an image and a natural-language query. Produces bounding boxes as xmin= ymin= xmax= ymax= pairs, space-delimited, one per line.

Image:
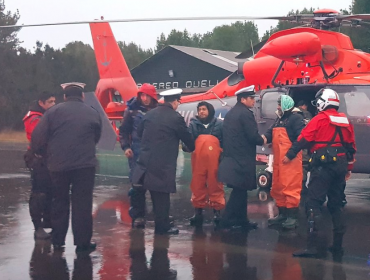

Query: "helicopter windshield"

xmin=330 ymin=85 xmax=370 ymax=118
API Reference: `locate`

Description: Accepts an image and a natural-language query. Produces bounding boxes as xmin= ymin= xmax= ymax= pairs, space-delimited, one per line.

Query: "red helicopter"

xmin=87 ymin=9 xmax=370 ymax=180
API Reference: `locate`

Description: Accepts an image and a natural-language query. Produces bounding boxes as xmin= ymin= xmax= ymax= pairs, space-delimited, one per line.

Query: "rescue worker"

xmin=31 ymin=83 xmax=102 ymax=253
xmin=23 ymin=91 xmax=56 ymax=239
xmin=186 ymin=101 xmax=224 ymax=227
xmin=263 ymin=95 xmax=305 ymax=229
xmin=286 ymin=88 xmax=356 ymax=258
xmin=132 ymin=88 xmax=195 ymax=235
xmin=218 ymin=85 xmax=265 ymax=231
xmin=119 ymin=83 xmax=158 ymax=229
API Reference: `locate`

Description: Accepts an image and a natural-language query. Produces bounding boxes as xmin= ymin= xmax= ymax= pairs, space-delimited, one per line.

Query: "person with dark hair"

xmin=263 ymin=95 xmax=305 ymax=230
xmin=119 ymin=83 xmax=158 ymax=229
xmin=289 ymin=88 xmax=356 ymax=258
xmin=218 ymin=85 xmax=265 ymax=231
xmin=186 ymin=101 xmax=224 ymax=227
xmin=297 ymin=100 xmax=312 ymax=123
xmin=23 ymin=91 xmax=56 ymax=240
xmin=31 ymin=82 xmax=102 ymax=253
xmin=132 ymin=88 xmax=195 ymax=235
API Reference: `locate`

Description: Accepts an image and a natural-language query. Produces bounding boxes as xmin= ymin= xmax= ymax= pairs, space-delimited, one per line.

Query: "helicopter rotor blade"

xmin=0 ymin=15 xmax=306 ymax=29
xmin=337 ymin=14 xmax=370 ymax=21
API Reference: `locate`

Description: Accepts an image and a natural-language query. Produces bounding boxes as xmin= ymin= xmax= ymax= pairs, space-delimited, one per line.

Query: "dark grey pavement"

xmin=0 ymin=142 xmax=370 ymax=279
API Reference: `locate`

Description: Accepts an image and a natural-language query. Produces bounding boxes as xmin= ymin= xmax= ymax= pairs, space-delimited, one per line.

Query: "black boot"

xmin=293 ymin=209 xmax=319 ymax=258
xmin=268 ymin=207 xmax=287 ymax=226
xmin=328 ymin=233 xmax=344 ymax=255
xmin=213 ymin=210 xmax=221 ymax=226
xmin=189 ymin=208 xmax=203 ymax=227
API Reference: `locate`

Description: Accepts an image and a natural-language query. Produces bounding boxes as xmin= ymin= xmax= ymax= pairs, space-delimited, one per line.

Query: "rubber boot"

xmin=213 ymin=210 xmax=221 ymax=227
xmin=282 ymin=208 xmax=299 ymax=229
xmin=293 ymin=209 xmax=318 ymax=258
xmin=328 ymin=208 xmax=345 ymax=255
xmin=328 ymin=233 xmax=344 ymax=255
xmin=189 ymin=208 xmax=203 ymax=227
xmin=268 ymin=207 xmax=287 ymax=226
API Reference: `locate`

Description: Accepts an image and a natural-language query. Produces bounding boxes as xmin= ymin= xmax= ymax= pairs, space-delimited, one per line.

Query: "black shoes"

xmin=75 ymin=242 xmax=97 ymax=254
xmin=292 ymin=248 xmax=318 ymax=258
xmin=132 ymin=217 xmax=146 ymax=229
xmin=34 ymin=228 xmax=51 ymax=240
xmin=222 ymin=221 xmax=258 ymax=232
xmin=155 ymin=227 xmax=179 ymax=235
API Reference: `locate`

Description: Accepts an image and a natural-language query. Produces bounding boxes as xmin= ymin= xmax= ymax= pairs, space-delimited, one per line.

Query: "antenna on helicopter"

xmin=250 ymin=40 xmax=255 ymax=57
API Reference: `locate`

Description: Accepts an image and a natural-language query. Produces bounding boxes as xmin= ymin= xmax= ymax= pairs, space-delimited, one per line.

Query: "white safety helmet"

xmin=311 ymin=88 xmax=340 ymax=112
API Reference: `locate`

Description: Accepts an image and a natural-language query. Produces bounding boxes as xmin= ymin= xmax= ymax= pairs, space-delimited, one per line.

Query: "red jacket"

xmin=292 ymin=109 xmax=356 ymax=170
xmin=23 ymin=111 xmax=43 ymax=142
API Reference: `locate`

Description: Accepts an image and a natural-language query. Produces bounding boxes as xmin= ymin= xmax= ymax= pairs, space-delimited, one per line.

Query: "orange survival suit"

xmin=264 ymin=106 xmax=305 ymax=228
xmin=187 ymin=103 xmax=224 ymax=211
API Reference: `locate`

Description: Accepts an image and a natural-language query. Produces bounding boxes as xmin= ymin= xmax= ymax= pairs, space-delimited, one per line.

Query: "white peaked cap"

xmin=235 ymin=85 xmax=257 ymax=96
xmin=60 ymin=82 xmax=86 ymax=90
xmin=160 ymin=88 xmax=183 ymax=96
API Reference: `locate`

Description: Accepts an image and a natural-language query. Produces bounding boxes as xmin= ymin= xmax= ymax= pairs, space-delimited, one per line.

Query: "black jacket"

xmin=132 ymin=103 xmax=195 ymax=193
xmin=31 ymin=98 xmax=102 ymax=172
xmin=119 ymin=97 xmax=153 ymax=153
xmin=264 ymin=108 xmax=305 ymax=159
xmin=218 ymin=102 xmax=264 ymax=190
xmin=188 ymin=117 xmax=223 ymax=146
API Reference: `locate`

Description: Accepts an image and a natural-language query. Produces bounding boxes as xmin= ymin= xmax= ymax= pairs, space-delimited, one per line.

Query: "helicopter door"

xmin=256 ymin=88 xmax=287 ymax=155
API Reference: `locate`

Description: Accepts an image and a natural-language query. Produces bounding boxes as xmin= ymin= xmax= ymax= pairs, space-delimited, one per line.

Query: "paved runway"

xmin=0 ymin=142 xmax=370 ymax=279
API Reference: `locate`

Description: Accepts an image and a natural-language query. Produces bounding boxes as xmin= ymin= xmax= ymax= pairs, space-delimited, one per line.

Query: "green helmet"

xmin=278 ymin=95 xmax=295 ymax=112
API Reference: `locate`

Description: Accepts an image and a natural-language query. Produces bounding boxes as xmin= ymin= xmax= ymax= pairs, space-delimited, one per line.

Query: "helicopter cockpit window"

xmin=261 ymin=91 xmax=283 ymax=119
xmin=112 ymin=90 xmax=123 ymax=103
xmin=342 ymin=91 xmax=370 ymax=117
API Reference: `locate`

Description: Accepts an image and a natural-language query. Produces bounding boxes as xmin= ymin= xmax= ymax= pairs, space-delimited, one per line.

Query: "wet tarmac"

xmin=1 ymin=142 xmax=370 ymax=279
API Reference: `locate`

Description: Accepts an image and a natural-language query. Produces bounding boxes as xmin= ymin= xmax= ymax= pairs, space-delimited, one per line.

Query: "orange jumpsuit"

xmin=271 ymin=127 xmax=302 ymax=208
xmin=190 ymin=135 xmax=225 ymax=210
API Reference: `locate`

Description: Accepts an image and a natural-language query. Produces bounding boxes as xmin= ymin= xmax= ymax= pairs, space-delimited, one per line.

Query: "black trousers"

xmin=306 ymin=157 xmax=348 ymax=235
xmin=128 ymin=187 xmax=146 ymax=219
xmin=221 ymin=186 xmax=248 ymax=228
xmin=50 ymin=167 xmax=95 ymax=246
xmin=29 ymin=158 xmax=52 ymax=230
xmin=149 ymin=190 xmax=171 ymax=234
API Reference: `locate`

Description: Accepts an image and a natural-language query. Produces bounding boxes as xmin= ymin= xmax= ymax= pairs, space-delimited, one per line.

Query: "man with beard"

xmin=186 ymin=101 xmax=224 ymax=227
xmin=119 ymin=83 xmax=158 ymax=228
xmin=23 ymin=91 xmax=56 ymax=239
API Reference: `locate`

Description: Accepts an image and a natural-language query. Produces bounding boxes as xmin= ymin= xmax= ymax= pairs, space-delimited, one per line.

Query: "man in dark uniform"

xmin=23 ymin=91 xmax=56 ymax=239
xmin=132 ymin=88 xmax=195 ymax=235
xmin=119 ymin=83 xmax=158 ymax=228
xmin=218 ymin=85 xmax=266 ymax=231
xmin=287 ymin=88 xmax=356 ymax=258
xmin=32 ymin=82 xmax=102 ymax=253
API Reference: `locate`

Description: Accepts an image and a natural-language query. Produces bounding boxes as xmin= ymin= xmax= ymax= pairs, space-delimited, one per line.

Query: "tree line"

xmin=0 ymin=0 xmax=369 ymax=130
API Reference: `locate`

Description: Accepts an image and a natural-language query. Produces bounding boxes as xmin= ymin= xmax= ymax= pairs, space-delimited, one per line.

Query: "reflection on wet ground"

xmin=0 ymin=143 xmax=370 ymax=279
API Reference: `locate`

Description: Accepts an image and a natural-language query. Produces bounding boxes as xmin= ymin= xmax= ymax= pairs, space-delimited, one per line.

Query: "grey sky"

xmin=6 ymin=0 xmax=352 ymax=51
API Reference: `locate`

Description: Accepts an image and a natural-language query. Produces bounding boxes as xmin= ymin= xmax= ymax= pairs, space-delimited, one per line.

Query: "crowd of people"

xmin=23 ymin=82 xmax=356 ymax=259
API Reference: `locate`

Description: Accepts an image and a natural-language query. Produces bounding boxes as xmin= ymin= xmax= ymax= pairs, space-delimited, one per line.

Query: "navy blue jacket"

xmin=188 ymin=117 xmax=223 ymax=147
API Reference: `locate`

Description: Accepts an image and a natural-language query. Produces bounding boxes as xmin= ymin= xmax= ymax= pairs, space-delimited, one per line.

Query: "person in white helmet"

xmin=285 ymin=88 xmax=356 ymax=258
